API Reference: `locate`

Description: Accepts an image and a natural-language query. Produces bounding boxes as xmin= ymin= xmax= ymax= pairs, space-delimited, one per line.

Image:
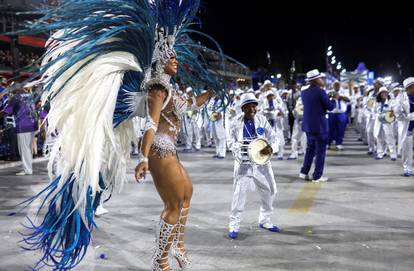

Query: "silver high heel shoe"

xmin=172 ymin=208 xmax=191 ymax=270
xmin=151 ymin=218 xmax=176 ymax=271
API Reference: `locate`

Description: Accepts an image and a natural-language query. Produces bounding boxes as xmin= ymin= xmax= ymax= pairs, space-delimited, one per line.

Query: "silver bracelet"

xmin=138 ymin=153 xmax=149 ymax=164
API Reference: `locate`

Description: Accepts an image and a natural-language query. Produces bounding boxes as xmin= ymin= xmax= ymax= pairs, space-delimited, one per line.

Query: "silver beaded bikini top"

xmin=158 ymin=88 xmax=187 ymax=138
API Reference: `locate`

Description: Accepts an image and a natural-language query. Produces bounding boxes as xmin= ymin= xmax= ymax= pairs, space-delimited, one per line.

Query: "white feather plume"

xmin=43 ymin=50 xmax=141 ymax=223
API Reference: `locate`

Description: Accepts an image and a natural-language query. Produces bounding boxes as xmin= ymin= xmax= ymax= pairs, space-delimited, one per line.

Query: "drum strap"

xmin=243 ymin=119 xmax=257 ymax=144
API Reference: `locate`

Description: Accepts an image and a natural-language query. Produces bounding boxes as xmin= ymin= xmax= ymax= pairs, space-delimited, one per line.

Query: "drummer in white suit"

xmin=228 ymin=93 xmax=279 ymax=239
xmin=373 ymin=86 xmax=397 ymax=160
xmin=395 ymin=77 xmax=414 ymax=176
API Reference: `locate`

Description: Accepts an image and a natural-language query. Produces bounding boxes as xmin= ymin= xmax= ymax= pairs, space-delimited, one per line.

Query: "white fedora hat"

xmin=240 ymin=92 xmax=259 ymax=107
xmin=403 ymin=77 xmax=414 ymax=89
xmin=374 ymin=77 xmax=385 ymax=85
xmin=263 ymin=80 xmax=272 ymax=86
xmin=378 ymin=86 xmax=389 ymax=94
xmin=280 ymin=89 xmax=291 ymax=96
xmin=306 ymin=69 xmax=325 ymax=81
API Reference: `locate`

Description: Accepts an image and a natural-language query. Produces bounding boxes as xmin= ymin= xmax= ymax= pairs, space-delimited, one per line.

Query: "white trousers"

xmin=401 ymin=134 xmax=413 ymax=173
xmin=291 ymin=121 xmax=307 ymax=156
xmin=358 ymin=117 xmax=367 ymax=143
xmin=212 ymin=121 xmax=226 ymax=157
xmin=201 ymin=125 xmax=212 ymax=147
xmin=229 ymin=164 xmax=276 ymax=232
xmin=366 ymin=118 xmax=376 ymax=152
xmin=17 ymin=132 xmax=34 ymax=174
xmin=275 ymin=125 xmax=285 ymax=157
xmin=184 ymin=119 xmax=201 ymax=150
xmin=375 ymin=125 xmax=396 ymax=158
xmin=213 ymin=135 xmax=226 ymax=157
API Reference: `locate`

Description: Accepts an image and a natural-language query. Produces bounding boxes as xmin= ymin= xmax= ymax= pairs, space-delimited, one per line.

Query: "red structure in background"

xmin=0 ymin=35 xmax=46 ymax=48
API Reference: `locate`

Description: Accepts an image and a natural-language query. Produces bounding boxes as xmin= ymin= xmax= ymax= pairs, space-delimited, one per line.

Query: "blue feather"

xmin=113 ymin=70 xmax=144 ymax=127
xmin=12 ymin=0 xmax=156 ymax=99
xmin=150 ymin=0 xmax=200 ymax=34
xmin=18 ymin=174 xmax=105 ymax=271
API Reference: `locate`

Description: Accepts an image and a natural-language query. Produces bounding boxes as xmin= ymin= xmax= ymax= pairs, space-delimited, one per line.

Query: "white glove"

xmin=406 ymin=112 xmax=414 ymax=121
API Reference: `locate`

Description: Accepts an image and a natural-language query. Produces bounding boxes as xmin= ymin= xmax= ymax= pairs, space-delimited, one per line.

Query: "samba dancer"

xmin=15 ymin=1 xmax=228 ymax=270
xmin=228 ymin=93 xmax=279 ymax=239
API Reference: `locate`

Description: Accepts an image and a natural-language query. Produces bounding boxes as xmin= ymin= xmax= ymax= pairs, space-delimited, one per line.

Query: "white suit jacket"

xmin=230 ymin=113 xmax=278 ymax=181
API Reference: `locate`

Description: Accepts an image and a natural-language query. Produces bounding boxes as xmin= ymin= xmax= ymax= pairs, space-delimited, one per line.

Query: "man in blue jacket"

xmin=299 ymin=69 xmax=335 ymax=182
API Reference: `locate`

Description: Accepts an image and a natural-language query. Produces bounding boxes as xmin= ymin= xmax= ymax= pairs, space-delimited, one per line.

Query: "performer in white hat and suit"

xmin=258 ymin=80 xmax=274 ymax=105
xmin=209 ymin=96 xmax=227 ymax=158
xmin=261 ymin=90 xmax=287 ymax=159
xmin=228 ymin=92 xmax=279 ymax=239
xmin=327 ymin=89 xmax=350 ymax=151
xmin=373 ymin=86 xmax=397 ymax=160
xmin=364 ymin=79 xmax=384 ymax=155
xmin=288 ymin=95 xmax=307 ymax=160
xmin=394 ymin=77 xmax=414 ymax=176
xmin=182 ymin=87 xmax=202 ymax=152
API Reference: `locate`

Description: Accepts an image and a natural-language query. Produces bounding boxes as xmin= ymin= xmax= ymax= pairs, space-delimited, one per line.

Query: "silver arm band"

xmin=144 ymin=116 xmax=158 ymax=133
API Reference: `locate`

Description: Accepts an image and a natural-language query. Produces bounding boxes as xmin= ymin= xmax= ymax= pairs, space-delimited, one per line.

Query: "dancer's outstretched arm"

xmin=189 ymin=89 xmax=215 ymax=108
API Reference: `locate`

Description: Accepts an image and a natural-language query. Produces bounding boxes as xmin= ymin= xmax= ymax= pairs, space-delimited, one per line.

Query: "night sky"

xmin=198 ymin=1 xmax=414 ymax=80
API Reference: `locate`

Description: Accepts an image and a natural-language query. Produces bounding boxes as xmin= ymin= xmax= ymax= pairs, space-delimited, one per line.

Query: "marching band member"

xmin=350 ymin=84 xmax=362 ymax=124
xmin=209 ymin=96 xmax=227 ymax=158
xmin=391 ymin=87 xmax=402 ymax=149
xmin=200 ymin=89 xmax=214 ymax=148
xmin=262 ymin=90 xmax=285 ymax=159
xmin=229 ymin=89 xmax=243 ymax=117
xmin=353 ymin=85 xmax=365 ymax=141
xmin=226 ymin=90 xmax=243 ymax=150
xmin=200 ymin=109 xmax=213 ymax=148
xmin=287 ymin=84 xmax=302 ymax=138
xmin=280 ymin=90 xmax=292 ymax=142
xmin=373 ymin=87 xmax=397 ymax=160
xmin=299 ymin=70 xmax=335 ymax=182
xmin=183 ymin=87 xmax=202 ymax=152
xmin=364 ymin=79 xmax=384 ymax=155
xmin=328 ymin=90 xmax=350 ymax=151
xmin=274 ymin=90 xmax=288 ymax=159
xmin=288 ymin=96 xmax=307 ymax=160
xmin=287 ymin=84 xmax=301 ymax=137
xmin=228 ymin=92 xmax=279 ymax=239
xmin=258 ymin=80 xmax=274 ymax=104
xmin=395 ymin=77 xmax=414 ymax=176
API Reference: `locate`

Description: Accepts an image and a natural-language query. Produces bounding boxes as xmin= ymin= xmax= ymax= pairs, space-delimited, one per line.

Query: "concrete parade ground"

xmin=1 ymin=128 xmax=414 ymax=271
